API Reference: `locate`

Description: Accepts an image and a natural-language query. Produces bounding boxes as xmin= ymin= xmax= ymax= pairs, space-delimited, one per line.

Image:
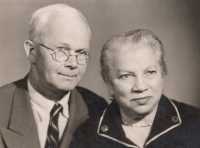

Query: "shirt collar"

xmin=28 ymin=80 xmax=70 ymax=121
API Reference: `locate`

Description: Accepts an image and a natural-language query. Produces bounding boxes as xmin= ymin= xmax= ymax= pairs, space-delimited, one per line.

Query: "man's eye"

xmin=79 ymin=51 xmax=88 ymax=55
xmin=57 ymin=47 xmax=66 ymax=51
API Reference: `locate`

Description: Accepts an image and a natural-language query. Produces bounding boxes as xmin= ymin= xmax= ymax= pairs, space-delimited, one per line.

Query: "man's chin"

xmin=56 ymin=83 xmax=78 ymax=92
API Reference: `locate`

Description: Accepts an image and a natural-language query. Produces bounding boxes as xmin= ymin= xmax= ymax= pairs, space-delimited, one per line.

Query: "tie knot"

xmin=50 ymin=103 xmax=63 ymax=117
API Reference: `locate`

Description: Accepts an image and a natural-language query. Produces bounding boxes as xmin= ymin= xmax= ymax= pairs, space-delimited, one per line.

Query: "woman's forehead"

xmin=108 ymin=45 xmax=160 ymax=69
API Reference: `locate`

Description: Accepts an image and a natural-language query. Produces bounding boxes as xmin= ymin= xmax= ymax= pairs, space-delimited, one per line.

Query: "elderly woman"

xmin=70 ymin=29 xmax=200 ymax=148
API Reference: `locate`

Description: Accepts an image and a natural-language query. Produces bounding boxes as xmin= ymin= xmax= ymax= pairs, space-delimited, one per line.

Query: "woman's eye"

xmin=148 ymin=71 xmax=156 ymax=74
xmin=119 ymin=74 xmax=133 ymax=80
xmin=145 ymin=71 xmax=157 ymax=77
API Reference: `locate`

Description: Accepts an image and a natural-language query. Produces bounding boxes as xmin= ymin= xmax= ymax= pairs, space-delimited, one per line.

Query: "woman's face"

xmin=108 ymin=45 xmax=163 ymax=117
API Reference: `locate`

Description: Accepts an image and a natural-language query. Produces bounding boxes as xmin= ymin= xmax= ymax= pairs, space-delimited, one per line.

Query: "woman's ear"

xmin=24 ymin=40 xmax=36 ymax=64
xmin=106 ymin=83 xmax=114 ymax=97
xmin=106 ymin=83 xmax=115 ymax=101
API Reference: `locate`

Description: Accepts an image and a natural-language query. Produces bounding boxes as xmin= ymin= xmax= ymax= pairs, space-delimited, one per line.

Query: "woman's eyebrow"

xmin=145 ymin=65 xmax=157 ymax=69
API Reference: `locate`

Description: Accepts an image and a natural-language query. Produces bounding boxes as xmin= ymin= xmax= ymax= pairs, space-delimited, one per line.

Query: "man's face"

xmin=34 ymin=17 xmax=90 ymax=92
xmin=108 ymin=45 xmax=163 ymax=117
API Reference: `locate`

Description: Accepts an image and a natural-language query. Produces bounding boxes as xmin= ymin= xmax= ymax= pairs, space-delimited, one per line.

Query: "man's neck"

xmin=28 ymin=76 xmax=69 ymax=102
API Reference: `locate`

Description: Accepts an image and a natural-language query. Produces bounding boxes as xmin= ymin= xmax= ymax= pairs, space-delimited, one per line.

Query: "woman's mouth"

xmin=131 ymin=96 xmax=152 ymax=104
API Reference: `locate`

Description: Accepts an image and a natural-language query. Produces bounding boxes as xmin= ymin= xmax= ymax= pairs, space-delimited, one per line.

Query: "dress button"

xmin=172 ymin=116 xmax=179 ymax=123
xmin=101 ymin=125 xmax=108 ymax=132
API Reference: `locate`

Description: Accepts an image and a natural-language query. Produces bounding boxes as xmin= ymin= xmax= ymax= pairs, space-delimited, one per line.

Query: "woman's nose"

xmin=132 ymin=77 xmax=148 ymax=93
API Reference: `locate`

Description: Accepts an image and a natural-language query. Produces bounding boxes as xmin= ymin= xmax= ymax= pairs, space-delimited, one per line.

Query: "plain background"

xmin=0 ymin=0 xmax=200 ymax=106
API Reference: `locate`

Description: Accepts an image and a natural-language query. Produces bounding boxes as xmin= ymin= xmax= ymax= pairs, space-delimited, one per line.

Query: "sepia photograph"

xmin=0 ymin=0 xmax=200 ymax=147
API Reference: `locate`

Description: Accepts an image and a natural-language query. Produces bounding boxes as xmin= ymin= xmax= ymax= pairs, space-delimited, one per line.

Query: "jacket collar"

xmin=59 ymin=87 xmax=89 ymax=148
xmin=1 ymin=76 xmax=41 ymax=148
xmin=97 ymin=95 xmax=182 ymax=147
xmin=1 ymin=75 xmax=90 ymax=148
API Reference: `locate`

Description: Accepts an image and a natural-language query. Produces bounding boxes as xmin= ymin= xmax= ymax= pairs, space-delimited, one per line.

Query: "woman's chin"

xmin=128 ymin=105 xmax=156 ymax=117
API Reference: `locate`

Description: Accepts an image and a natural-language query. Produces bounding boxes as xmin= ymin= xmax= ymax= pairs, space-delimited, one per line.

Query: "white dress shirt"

xmin=28 ymin=80 xmax=70 ymax=148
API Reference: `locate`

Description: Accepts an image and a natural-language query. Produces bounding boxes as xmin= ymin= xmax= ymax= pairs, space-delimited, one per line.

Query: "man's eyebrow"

xmin=62 ymin=43 xmax=70 ymax=47
xmin=75 ymin=48 xmax=89 ymax=52
xmin=62 ymin=43 xmax=71 ymax=49
xmin=57 ymin=43 xmax=89 ymax=52
xmin=56 ymin=43 xmax=70 ymax=48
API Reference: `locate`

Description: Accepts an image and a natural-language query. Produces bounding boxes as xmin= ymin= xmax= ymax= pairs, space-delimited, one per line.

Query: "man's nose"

xmin=64 ymin=54 xmax=78 ymax=69
xmin=132 ymin=76 xmax=148 ymax=93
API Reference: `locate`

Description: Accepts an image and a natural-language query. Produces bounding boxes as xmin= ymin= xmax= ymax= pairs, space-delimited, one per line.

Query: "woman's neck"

xmin=120 ymin=105 xmax=158 ymax=126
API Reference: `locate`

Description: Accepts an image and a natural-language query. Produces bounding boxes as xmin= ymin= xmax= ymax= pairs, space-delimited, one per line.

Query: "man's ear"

xmin=24 ymin=40 xmax=36 ymax=64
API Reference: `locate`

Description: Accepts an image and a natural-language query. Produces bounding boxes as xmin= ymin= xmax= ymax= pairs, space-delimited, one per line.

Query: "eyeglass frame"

xmin=32 ymin=41 xmax=89 ymax=65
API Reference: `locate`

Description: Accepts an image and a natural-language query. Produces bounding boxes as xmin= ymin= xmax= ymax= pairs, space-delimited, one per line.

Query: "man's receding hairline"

xmin=28 ymin=4 xmax=91 ymax=42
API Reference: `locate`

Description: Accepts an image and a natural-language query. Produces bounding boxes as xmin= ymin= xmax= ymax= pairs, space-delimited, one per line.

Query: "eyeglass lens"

xmin=55 ymin=51 xmax=88 ymax=65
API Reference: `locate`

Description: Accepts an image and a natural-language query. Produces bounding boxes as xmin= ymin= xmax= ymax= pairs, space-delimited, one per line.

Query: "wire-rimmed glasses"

xmin=32 ymin=41 xmax=89 ymax=65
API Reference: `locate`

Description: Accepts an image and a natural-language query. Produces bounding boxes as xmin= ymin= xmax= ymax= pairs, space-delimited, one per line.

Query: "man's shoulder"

xmin=0 ymin=81 xmax=20 ymax=125
xmin=76 ymin=86 xmax=108 ymax=106
xmin=0 ymin=82 xmax=17 ymax=99
xmin=0 ymin=78 xmax=26 ymax=93
xmin=0 ymin=78 xmax=27 ymax=102
xmin=76 ymin=86 xmax=104 ymax=100
xmin=76 ymin=86 xmax=108 ymax=117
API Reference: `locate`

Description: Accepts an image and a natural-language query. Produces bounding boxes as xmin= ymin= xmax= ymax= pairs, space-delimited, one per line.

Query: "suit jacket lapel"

xmin=1 ymin=78 xmax=40 ymax=148
xmin=59 ymin=88 xmax=89 ymax=148
xmin=1 ymin=78 xmax=90 ymax=148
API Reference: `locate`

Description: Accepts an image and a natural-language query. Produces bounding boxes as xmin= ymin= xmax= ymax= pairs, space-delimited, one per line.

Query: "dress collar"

xmin=28 ymin=80 xmax=70 ymax=122
xmin=97 ymin=95 xmax=182 ymax=147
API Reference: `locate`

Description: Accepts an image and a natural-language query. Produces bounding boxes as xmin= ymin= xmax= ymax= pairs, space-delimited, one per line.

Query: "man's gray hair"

xmin=28 ymin=3 xmax=91 ymax=42
xmin=100 ymin=29 xmax=167 ymax=85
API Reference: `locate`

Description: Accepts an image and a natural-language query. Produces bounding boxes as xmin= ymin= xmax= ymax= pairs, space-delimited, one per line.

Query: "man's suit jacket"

xmin=0 ymin=76 xmax=107 ymax=148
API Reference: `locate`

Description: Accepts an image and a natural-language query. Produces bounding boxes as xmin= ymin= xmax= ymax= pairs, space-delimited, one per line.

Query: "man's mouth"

xmin=58 ymin=73 xmax=77 ymax=77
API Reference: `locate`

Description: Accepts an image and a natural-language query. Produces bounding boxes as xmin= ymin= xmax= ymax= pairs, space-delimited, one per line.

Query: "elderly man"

xmin=0 ymin=4 xmax=107 ymax=148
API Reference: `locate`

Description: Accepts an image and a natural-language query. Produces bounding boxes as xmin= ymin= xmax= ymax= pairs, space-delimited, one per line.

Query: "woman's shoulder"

xmin=170 ymin=98 xmax=200 ymax=121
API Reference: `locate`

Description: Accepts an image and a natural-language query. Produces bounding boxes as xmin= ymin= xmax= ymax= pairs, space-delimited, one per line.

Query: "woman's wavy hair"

xmin=100 ymin=29 xmax=167 ymax=85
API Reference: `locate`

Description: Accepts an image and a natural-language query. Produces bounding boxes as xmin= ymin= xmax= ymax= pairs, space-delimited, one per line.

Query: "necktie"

xmin=45 ymin=103 xmax=63 ymax=148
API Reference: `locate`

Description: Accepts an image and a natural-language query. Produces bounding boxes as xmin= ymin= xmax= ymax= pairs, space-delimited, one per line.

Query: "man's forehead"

xmin=40 ymin=27 xmax=90 ymax=51
xmin=49 ymin=13 xmax=88 ymax=28
xmin=46 ymin=17 xmax=90 ymax=37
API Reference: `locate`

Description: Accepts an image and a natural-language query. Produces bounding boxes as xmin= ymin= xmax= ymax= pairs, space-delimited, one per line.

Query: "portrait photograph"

xmin=0 ymin=0 xmax=200 ymax=148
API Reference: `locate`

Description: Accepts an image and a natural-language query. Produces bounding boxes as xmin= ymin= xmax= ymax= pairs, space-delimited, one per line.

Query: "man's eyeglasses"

xmin=32 ymin=41 xmax=89 ymax=65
